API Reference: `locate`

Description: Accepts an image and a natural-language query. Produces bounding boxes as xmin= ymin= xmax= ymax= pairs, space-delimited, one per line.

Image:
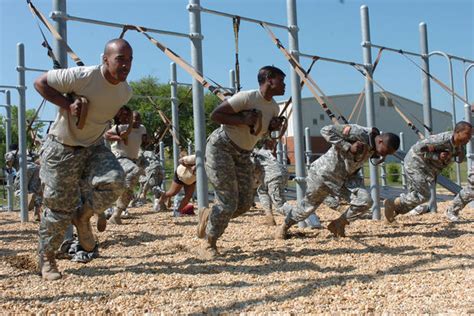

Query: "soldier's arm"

xmin=412 ymin=135 xmax=451 ymax=161
xmin=320 ymin=124 xmax=356 ymax=152
xmin=104 ymin=125 xmax=122 ymax=142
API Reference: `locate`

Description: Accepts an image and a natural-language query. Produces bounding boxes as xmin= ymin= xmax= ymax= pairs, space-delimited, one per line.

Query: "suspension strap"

xmin=27 ymin=0 xmax=85 ymax=67
xmin=120 ymin=25 xmax=230 ymax=101
xmin=147 ymin=96 xmax=182 ymax=145
xmin=233 ymin=16 xmax=241 ymax=92
xmin=261 ymin=22 xmax=343 ymax=125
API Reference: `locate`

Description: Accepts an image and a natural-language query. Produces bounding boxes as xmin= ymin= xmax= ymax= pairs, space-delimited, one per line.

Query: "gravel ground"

xmin=1 ymin=201 xmax=473 ymax=314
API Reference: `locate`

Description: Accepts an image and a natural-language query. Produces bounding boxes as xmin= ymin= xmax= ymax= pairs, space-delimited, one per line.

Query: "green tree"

xmin=128 ymin=76 xmax=220 ymax=151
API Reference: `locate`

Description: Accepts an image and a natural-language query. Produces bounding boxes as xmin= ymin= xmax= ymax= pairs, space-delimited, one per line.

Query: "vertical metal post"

xmin=360 ymin=5 xmax=381 ymax=220
xmin=276 ymin=141 xmax=283 ymax=164
xmin=170 ymin=62 xmax=180 ymax=172
xmin=283 ymin=144 xmax=288 ymax=166
xmin=188 ymin=140 xmax=193 ymax=155
xmin=304 ymin=127 xmax=312 ymax=168
xmin=400 ymin=132 xmax=407 ymax=189
xmin=464 ymin=64 xmax=474 ymax=173
xmin=188 ymin=0 xmax=208 ymax=208
xmin=52 ymin=0 xmax=68 ymax=68
xmin=229 ymin=69 xmax=236 ymax=94
xmin=17 ymin=43 xmax=28 ymax=222
xmin=287 ymin=0 xmax=305 ymax=206
xmin=159 ymin=141 xmax=166 ymax=191
xmin=5 ymin=90 xmax=13 ymax=211
xmin=419 ymin=22 xmax=437 ymax=213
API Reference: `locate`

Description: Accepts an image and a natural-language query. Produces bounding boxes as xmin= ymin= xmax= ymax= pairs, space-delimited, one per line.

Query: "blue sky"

xmin=0 ymin=0 xmax=473 ymax=126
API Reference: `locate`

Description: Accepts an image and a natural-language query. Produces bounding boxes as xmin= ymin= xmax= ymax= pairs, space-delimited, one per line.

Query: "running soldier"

xmin=197 ymin=65 xmax=286 ymax=259
xmin=445 ymin=166 xmax=474 ymax=222
xmin=135 ymin=149 xmax=165 ymax=211
xmin=276 ymin=124 xmax=400 ymax=239
xmin=384 ymin=121 xmax=472 ymax=222
xmin=106 ymin=110 xmax=147 ymax=224
xmin=34 ymin=38 xmax=133 ymax=280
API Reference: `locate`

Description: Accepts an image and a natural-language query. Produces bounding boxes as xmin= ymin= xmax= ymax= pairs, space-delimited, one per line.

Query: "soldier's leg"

xmin=107 ymin=156 xmax=135 ymax=224
xmin=276 ymin=175 xmax=329 ymax=239
xmin=38 ymin=137 xmax=86 ymax=280
xmin=232 ymin=153 xmax=255 ymax=218
xmin=177 ymin=183 xmax=195 ymax=212
xmin=398 ymin=175 xmax=431 ymax=215
xmin=446 ymin=170 xmax=474 ymax=221
xmin=257 ymin=183 xmax=276 ymax=226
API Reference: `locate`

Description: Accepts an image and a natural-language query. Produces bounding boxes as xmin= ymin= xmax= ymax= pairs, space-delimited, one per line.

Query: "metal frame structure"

xmin=0 ymin=90 xmax=13 ymax=211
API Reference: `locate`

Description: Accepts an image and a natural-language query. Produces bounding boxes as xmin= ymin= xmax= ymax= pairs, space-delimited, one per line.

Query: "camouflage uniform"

xmin=14 ymin=159 xmax=43 ymax=208
xmin=446 ymin=167 xmax=474 ymax=217
xmin=284 ymin=124 xmax=375 ymax=226
xmin=252 ymin=148 xmax=292 ymax=216
xmin=397 ymin=131 xmax=463 ymax=214
xmin=39 ymin=136 xmax=125 ymax=254
xmin=115 ymin=157 xmax=143 ymax=210
xmin=205 ymin=127 xmax=255 ymax=239
xmin=137 ymin=150 xmax=164 ymax=199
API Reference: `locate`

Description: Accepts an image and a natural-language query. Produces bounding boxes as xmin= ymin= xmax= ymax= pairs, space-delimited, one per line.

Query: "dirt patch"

xmin=0 ymin=201 xmax=473 ymax=314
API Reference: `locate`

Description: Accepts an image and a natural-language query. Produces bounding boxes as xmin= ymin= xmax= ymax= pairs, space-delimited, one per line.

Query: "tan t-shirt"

xmin=223 ymin=89 xmax=279 ymax=151
xmin=176 ymin=155 xmax=196 ymax=185
xmin=47 ymin=65 xmax=132 ymax=147
xmin=111 ymin=124 xmax=147 ymax=160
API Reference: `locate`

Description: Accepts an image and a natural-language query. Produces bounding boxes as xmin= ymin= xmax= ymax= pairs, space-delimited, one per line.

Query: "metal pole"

xmin=229 ymin=69 xmax=236 ymax=94
xmin=360 ymin=5 xmax=381 ymax=220
xmin=52 ymin=0 xmax=68 ymax=68
xmin=159 ymin=141 xmax=166 ymax=191
xmin=170 ymin=62 xmax=180 ymax=172
xmin=188 ymin=0 xmax=208 ymax=208
xmin=287 ymin=0 xmax=305 ymax=206
xmin=5 ymin=90 xmax=13 ymax=212
xmin=464 ymin=64 xmax=474 ymax=173
xmin=419 ymin=22 xmax=437 ymax=213
xmin=188 ymin=140 xmax=193 ymax=155
xmin=17 ymin=43 xmax=28 ymax=222
xmin=429 ymin=51 xmax=460 ymax=185
xmin=304 ymin=127 xmax=312 ymax=167
xmin=276 ymin=141 xmax=283 ymax=164
xmin=400 ymin=132 xmax=407 ymax=189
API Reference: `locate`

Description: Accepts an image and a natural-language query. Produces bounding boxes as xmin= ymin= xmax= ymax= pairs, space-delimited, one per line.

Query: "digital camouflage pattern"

xmin=398 ymin=131 xmax=463 ymax=214
xmin=38 ymin=137 xmax=125 ymax=254
xmin=205 ymin=128 xmax=254 ymax=239
xmin=137 ymin=150 xmax=164 ymax=199
xmin=446 ymin=167 xmax=474 ymax=216
xmin=284 ymin=124 xmax=375 ymax=226
xmin=115 ymin=157 xmax=143 ymax=210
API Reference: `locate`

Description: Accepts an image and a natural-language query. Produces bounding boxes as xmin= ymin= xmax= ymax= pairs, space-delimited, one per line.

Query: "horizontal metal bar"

xmin=133 ymin=95 xmax=171 ymax=101
xmin=35 ymin=119 xmax=54 ymax=123
xmin=0 ymin=105 xmax=11 ymax=108
xmin=51 ymin=12 xmax=191 ymax=39
xmin=0 ymin=85 xmax=24 ymax=91
xmin=299 ymin=52 xmax=366 ymax=68
xmin=438 ymin=53 xmax=474 ymax=64
xmin=199 ymin=6 xmax=289 ymax=30
xmin=17 ymin=66 xmax=48 ymax=73
xmin=365 ymin=43 xmax=423 ymax=58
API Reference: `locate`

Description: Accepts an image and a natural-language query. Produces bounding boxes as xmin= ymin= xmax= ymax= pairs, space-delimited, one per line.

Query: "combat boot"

xmin=275 ymin=222 xmax=291 ymax=240
xmin=196 ymin=207 xmax=211 ymax=238
xmin=27 ymin=193 xmax=35 ymax=211
xmin=384 ymin=198 xmax=401 ymax=223
xmin=197 ymin=235 xmax=219 ymax=260
xmin=96 ymin=212 xmax=107 ymax=232
xmin=327 ymin=216 xmax=349 ymax=237
xmin=39 ymin=252 xmax=61 ymax=281
xmin=71 ymin=206 xmax=96 ymax=252
xmin=263 ymin=210 xmax=276 ymax=226
xmin=445 ymin=208 xmax=460 ymax=222
xmin=108 ymin=207 xmax=123 ymax=225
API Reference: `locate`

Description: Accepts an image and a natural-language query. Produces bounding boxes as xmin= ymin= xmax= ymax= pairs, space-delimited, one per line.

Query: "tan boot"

xmin=384 ymin=198 xmax=401 ymax=223
xmin=108 ymin=208 xmax=123 ymax=225
xmin=263 ymin=210 xmax=276 ymax=226
xmin=39 ymin=252 xmax=61 ymax=281
xmin=327 ymin=217 xmax=349 ymax=237
xmin=196 ymin=207 xmax=211 ymax=238
xmin=197 ymin=235 xmax=219 ymax=260
xmin=27 ymin=193 xmax=35 ymax=211
xmin=275 ymin=222 xmax=290 ymax=240
xmin=96 ymin=212 xmax=107 ymax=232
xmin=71 ymin=206 xmax=96 ymax=252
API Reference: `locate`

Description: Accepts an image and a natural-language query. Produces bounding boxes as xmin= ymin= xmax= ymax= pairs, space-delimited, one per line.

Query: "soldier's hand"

xmin=240 ymin=110 xmax=259 ymax=127
xmin=69 ymin=98 xmax=83 ymax=117
xmin=350 ymin=141 xmax=365 ymax=155
xmin=439 ymin=151 xmax=452 ymax=162
xmin=268 ymin=116 xmax=284 ymax=131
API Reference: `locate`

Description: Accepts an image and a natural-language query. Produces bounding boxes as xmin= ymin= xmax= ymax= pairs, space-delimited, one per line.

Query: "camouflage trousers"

xmin=398 ymin=167 xmax=435 ymax=214
xmin=38 ymin=137 xmax=125 ymax=254
xmin=447 ymin=168 xmax=474 ymax=215
xmin=285 ymin=173 xmax=372 ymax=226
xmin=257 ymin=177 xmax=292 ymax=217
xmin=15 ymin=162 xmax=43 ymax=207
xmin=115 ymin=157 xmax=143 ymax=210
xmin=138 ymin=164 xmax=164 ymax=198
xmin=205 ymin=128 xmax=254 ymax=239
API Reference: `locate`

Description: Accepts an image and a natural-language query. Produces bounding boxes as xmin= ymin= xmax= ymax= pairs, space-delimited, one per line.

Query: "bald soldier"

xmin=34 ymin=39 xmax=133 ymax=280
